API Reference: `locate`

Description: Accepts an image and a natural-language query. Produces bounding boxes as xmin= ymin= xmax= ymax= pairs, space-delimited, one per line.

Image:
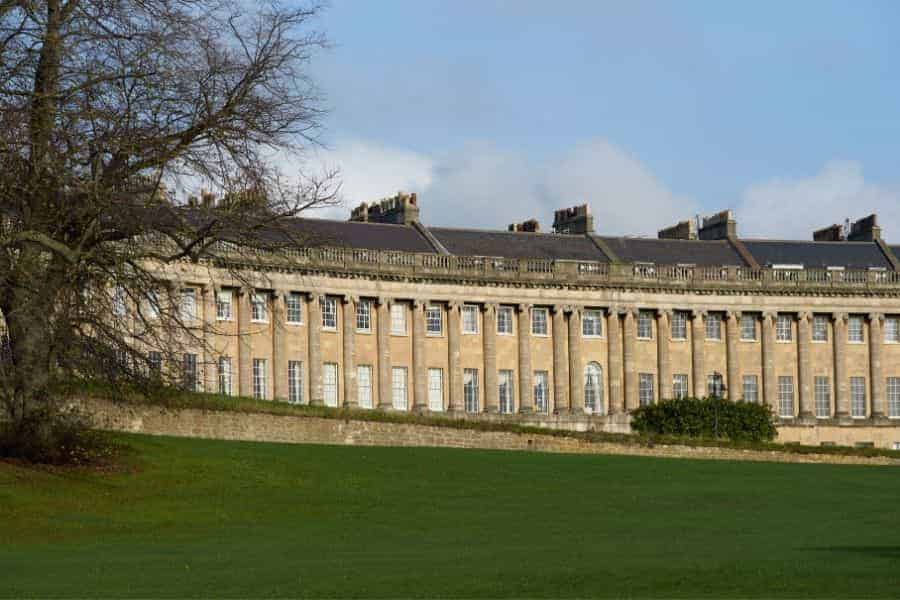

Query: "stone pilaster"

xmin=725 ymin=310 xmax=740 ymax=401
xmin=568 ymin=306 xmax=584 ymax=413
xmin=833 ymin=312 xmax=849 ymax=417
xmin=307 ymin=293 xmax=323 ymax=406
xmin=411 ymin=299 xmax=427 ymax=412
xmin=517 ymin=303 xmax=533 ymax=413
xmin=691 ymin=309 xmax=706 ymax=398
xmin=376 ymin=297 xmax=392 ymax=410
xmin=447 ymin=301 xmax=463 ymax=412
xmin=237 ymin=287 xmax=252 ymax=397
xmin=272 ymin=290 xmax=288 ymax=401
xmin=869 ymin=312 xmax=885 ymax=418
xmin=552 ymin=305 xmax=569 ymax=413
xmin=483 ymin=303 xmax=499 ymax=413
xmin=342 ymin=295 xmax=358 ymax=408
xmin=608 ymin=307 xmax=624 ymax=414
xmin=797 ymin=311 xmax=813 ymax=418
xmin=656 ymin=309 xmax=671 ymax=401
xmin=623 ymin=307 xmax=638 ymax=411
xmin=761 ymin=311 xmax=777 ymax=411
xmin=200 ymin=285 xmax=214 ymax=392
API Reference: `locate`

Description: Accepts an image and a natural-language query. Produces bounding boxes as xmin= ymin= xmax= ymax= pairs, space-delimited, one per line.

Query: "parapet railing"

xmin=211 ymin=243 xmax=900 ymax=292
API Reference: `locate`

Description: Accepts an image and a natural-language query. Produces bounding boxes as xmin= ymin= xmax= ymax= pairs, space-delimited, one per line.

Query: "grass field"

xmin=2 ymin=434 xmax=899 ymax=598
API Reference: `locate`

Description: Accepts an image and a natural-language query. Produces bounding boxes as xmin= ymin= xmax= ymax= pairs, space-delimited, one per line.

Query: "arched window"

xmin=584 ymin=362 xmax=604 ymax=415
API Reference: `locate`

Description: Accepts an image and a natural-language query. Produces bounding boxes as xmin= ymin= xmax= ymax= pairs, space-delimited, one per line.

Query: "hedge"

xmin=630 ymin=396 xmax=777 ymax=442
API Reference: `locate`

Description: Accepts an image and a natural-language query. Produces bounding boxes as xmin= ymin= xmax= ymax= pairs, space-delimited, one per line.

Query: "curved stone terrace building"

xmin=166 ymin=192 xmax=900 ymax=449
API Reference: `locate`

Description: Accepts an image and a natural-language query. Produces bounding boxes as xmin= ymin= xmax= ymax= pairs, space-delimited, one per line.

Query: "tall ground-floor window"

xmin=533 ymin=371 xmax=549 ymax=413
xmin=742 ymin=375 xmax=758 ymax=404
xmin=463 ymin=369 xmax=479 ymax=413
xmin=182 ymin=353 xmax=198 ymax=392
xmin=887 ymin=377 xmax=900 ymax=419
xmin=218 ymin=356 xmax=232 ymax=396
xmin=288 ymin=360 xmax=303 ymax=404
xmin=584 ymin=362 xmax=604 ymax=414
xmin=323 ymin=363 xmax=338 ymax=407
xmin=778 ymin=376 xmax=794 ymax=418
xmin=639 ymin=373 xmax=654 ymax=407
xmin=392 ymin=367 xmax=408 ymax=411
xmin=672 ymin=374 xmax=689 ymax=400
xmin=814 ymin=376 xmax=831 ymax=418
xmin=850 ymin=376 xmax=866 ymax=418
xmin=707 ymin=373 xmax=724 ymax=398
xmin=253 ymin=358 xmax=267 ymax=400
xmin=498 ymin=370 xmax=515 ymax=414
xmin=428 ymin=368 xmax=443 ymax=412
xmin=357 ymin=365 xmax=373 ymax=409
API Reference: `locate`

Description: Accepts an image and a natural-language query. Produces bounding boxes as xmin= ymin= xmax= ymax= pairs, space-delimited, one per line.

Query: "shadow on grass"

xmin=810 ymin=546 xmax=900 ymax=559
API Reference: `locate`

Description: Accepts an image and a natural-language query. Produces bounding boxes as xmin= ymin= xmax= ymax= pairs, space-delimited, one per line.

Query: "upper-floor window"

xmin=461 ymin=305 xmax=479 ymax=334
xmin=286 ymin=292 xmax=303 ymax=324
xmin=886 ymin=317 xmax=900 ymax=343
xmin=531 ymin=307 xmax=549 ymax=336
xmin=496 ymin=306 xmax=513 ymax=335
xmin=740 ymin=314 xmax=757 ymax=341
xmin=704 ymin=313 xmax=721 ymax=340
xmin=179 ymin=288 xmax=196 ymax=322
xmin=582 ymin=309 xmax=603 ymax=337
xmin=321 ymin=296 xmax=337 ymax=330
xmin=426 ymin=305 xmax=443 ymax=336
xmin=112 ymin=285 xmax=127 ymax=317
xmin=637 ymin=310 xmax=654 ymax=340
xmin=670 ymin=311 xmax=686 ymax=340
xmin=216 ymin=290 xmax=232 ymax=321
xmin=356 ymin=300 xmax=371 ymax=332
xmin=250 ymin=292 xmax=267 ymax=323
xmin=812 ymin=315 xmax=829 ymax=342
xmin=848 ymin=315 xmax=864 ymax=343
xmin=144 ymin=290 xmax=160 ymax=320
xmin=390 ymin=302 xmax=407 ymax=335
xmin=776 ymin=314 xmax=793 ymax=342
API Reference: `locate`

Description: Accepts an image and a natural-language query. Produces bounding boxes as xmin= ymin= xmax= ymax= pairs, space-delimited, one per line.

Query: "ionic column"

xmin=623 ymin=307 xmax=638 ymax=411
xmin=237 ymin=287 xmax=253 ymax=397
xmin=200 ymin=285 xmax=214 ymax=392
xmin=447 ymin=301 xmax=463 ymax=412
xmin=656 ymin=310 xmax=671 ymax=401
xmin=342 ymin=295 xmax=358 ymax=408
xmin=376 ymin=297 xmax=392 ymax=410
xmin=552 ymin=305 xmax=569 ymax=413
xmin=869 ymin=312 xmax=886 ymax=418
xmin=517 ymin=303 xmax=533 ymax=413
xmin=411 ymin=299 xmax=427 ymax=412
xmin=725 ymin=310 xmax=740 ymax=401
xmin=568 ymin=306 xmax=584 ymax=413
xmin=608 ymin=307 xmax=624 ymax=414
xmin=833 ymin=312 xmax=849 ymax=417
xmin=691 ymin=309 xmax=706 ymax=398
xmin=797 ymin=311 xmax=813 ymax=418
xmin=761 ymin=311 xmax=777 ymax=410
xmin=272 ymin=290 xmax=288 ymax=401
xmin=307 ymin=293 xmax=323 ymax=405
xmin=483 ymin=303 xmax=499 ymax=413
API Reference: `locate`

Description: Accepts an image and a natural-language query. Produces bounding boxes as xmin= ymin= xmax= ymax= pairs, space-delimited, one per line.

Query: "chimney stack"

xmin=350 ymin=192 xmax=420 ymax=225
xmin=813 ymin=223 xmax=845 ymax=242
xmin=847 ymin=214 xmax=881 ymax=242
xmin=698 ymin=209 xmax=737 ymax=240
xmin=552 ymin=204 xmax=594 ymax=234
xmin=658 ymin=220 xmax=697 ymax=240
xmin=508 ymin=219 xmax=540 ymax=233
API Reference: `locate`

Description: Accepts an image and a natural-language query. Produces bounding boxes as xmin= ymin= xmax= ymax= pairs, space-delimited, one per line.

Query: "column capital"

xmin=725 ymin=309 xmax=741 ymax=320
xmin=762 ymin=310 xmax=778 ymax=321
xmin=797 ymin=311 xmax=813 ymax=322
xmin=447 ymin=299 xmax=462 ymax=310
xmin=832 ymin=311 xmax=849 ymax=322
xmin=691 ymin=308 xmax=707 ymax=319
xmin=621 ymin=305 xmax=639 ymax=317
xmin=518 ymin=302 xmax=533 ymax=313
xmin=410 ymin=298 xmax=426 ymax=309
xmin=483 ymin=302 xmax=498 ymax=313
xmin=375 ymin=296 xmax=392 ymax=307
xmin=657 ymin=308 xmax=673 ymax=318
xmin=342 ymin=294 xmax=358 ymax=305
xmin=869 ymin=312 xmax=885 ymax=323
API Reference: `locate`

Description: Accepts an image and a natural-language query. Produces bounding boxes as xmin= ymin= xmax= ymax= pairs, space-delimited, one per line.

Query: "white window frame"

xmin=252 ymin=358 xmax=267 ymax=400
xmin=533 ymin=371 xmax=549 ymax=413
xmin=531 ymin=307 xmax=549 ymax=336
xmin=182 ymin=353 xmax=198 ymax=391
xmin=428 ymin=368 xmax=443 ymax=412
xmin=812 ymin=315 xmax=829 ymax=342
xmin=498 ymin=369 xmax=515 ymax=414
xmin=356 ymin=300 xmax=371 ymax=333
xmin=778 ymin=375 xmax=794 ymax=418
xmin=673 ymin=374 xmax=689 ymax=400
xmin=638 ymin=373 xmax=654 ymax=406
xmin=584 ymin=363 xmax=604 ymax=414
xmin=885 ymin=317 xmax=900 ymax=344
xmin=704 ymin=313 xmax=722 ymax=341
xmin=251 ymin=293 xmax=268 ymax=323
xmin=323 ymin=363 xmax=338 ymax=407
xmin=288 ymin=360 xmax=303 ymax=404
xmin=463 ymin=368 xmax=479 ymax=413
xmin=742 ymin=375 xmax=758 ymax=403
xmin=216 ymin=290 xmax=233 ymax=321
xmin=582 ymin=309 xmax=603 ymax=338
xmin=740 ymin=314 xmax=757 ymax=341
xmin=321 ymin=296 xmax=337 ymax=331
xmin=391 ymin=367 xmax=408 ymax=411
xmin=670 ymin=311 xmax=686 ymax=340
xmin=461 ymin=305 xmax=479 ymax=335
xmin=426 ymin=305 xmax=443 ymax=336
xmin=390 ymin=303 xmax=407 ymax=336
xmin=357 ymin=365 xmax=373 ymax=409
xmin=707 ymin=373 xmax=724 ymax=398
xmin=850 ymin=376 xmax=866 ymax=418
xmin=496 ymin=306 xmax=514 ymax=335
xmin=814 ymin=375 xmax=831 ymax=419
xmin=180 ymin=288 xmax=197 ymax=322
xmin=776 ymin=314 xmax=793 ymax=342
xmin=887 ymin=376 xmax=900 ymax=419
xmin=848 ymin=316 xmax=864 ymax=343
xmin=286 ymin=293 xmax=303 ymax=325
xmin=636 ymin=310 xmax=654 ymax=340
xmin=217 ymin=356 xmax=232 ymax=396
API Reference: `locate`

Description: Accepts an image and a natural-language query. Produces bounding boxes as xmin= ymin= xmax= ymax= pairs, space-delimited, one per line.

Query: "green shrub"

xmin=0 ymin=406 xmax=121 ymax=465
xmin=630 ymin=397 xmax=776 ymax=442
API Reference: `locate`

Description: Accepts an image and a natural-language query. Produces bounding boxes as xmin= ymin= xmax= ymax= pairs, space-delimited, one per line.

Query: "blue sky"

xmin=298 ymin=0 xmax=900 ymax=239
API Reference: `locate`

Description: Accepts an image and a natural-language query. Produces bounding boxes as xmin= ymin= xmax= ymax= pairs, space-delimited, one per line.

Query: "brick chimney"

xmin=350 ymin=192 xmax=420 ymax=225
xmin=698 ymin=210 xmax=737 ymax=240
xmin=847 ymin=214 xmax=881 ymax=242
xmin=508 ymin=219 xmax=540 ymax=233
xmin=552 ymin=204 xmax=593 ymax=234
xmin=658 ymin=219 xmax=697 ymax=240
xmin=813 ymin=223 xmax=845 ymax=242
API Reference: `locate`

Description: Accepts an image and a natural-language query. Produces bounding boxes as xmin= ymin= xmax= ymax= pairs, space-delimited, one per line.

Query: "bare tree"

xmin=0 ymin=0 xmax=338 ymax=446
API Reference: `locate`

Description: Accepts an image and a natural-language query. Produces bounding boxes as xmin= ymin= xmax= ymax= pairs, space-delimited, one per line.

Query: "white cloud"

xmin=737 ymin=161 xmax=900 ymax=240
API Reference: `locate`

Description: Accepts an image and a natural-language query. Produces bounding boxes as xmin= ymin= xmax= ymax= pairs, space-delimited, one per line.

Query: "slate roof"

xmin=742 ymin=240 xmax=891 ymax=270
xmin=595 ymin=237 xmax=747 ymax=267
xmin=281 ymin=218 xmax=436 ymax=253
xmin=428 ymin=227 xmax=610 ymax=261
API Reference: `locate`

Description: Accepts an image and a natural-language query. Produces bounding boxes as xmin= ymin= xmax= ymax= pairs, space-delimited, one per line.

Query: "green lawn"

xmin=1 ymin=435 xmax=899 ymax=598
